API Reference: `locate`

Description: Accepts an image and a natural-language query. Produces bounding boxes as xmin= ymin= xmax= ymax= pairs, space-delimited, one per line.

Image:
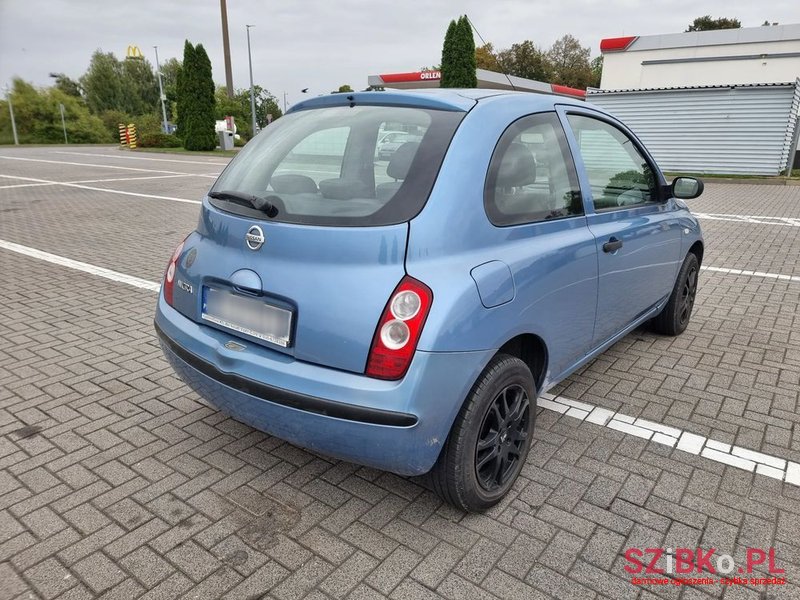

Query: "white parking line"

xmin=0 ymin=239 xmax=160 ymax=292
xmin=695 ymin=212 xmax=800 ymax=227
xmin=2 ymin=237 xmax=798 ymax=487
xmin=0 ymin=181 xmax=59 ymax=190
xmin=539 ymin=393 xmax=800 ymax=486
xmin=0 ymin=174 xmax=201 ymax=205
xmin=701 ymin=265 xmax=800 ymax=284
xmin=52 ymin=150 xmax=230 ymax=167
xmin=0 ymin=155 xmax=188 ymax=175
xmin=68 ymin=174 xmax=215 ymax=184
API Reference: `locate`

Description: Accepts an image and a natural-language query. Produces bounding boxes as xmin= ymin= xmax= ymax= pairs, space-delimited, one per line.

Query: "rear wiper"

xmin=208 ymin=190 xmax=279 ymax=217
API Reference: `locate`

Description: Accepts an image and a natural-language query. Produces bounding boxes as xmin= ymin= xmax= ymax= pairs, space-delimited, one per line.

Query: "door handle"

xmin=603 ymin=237 xmax=623 ymax=253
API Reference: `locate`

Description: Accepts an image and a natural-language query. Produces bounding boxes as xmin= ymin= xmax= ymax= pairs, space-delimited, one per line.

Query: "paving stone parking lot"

xmin=1 ymin=146 xmax=799 ymax=600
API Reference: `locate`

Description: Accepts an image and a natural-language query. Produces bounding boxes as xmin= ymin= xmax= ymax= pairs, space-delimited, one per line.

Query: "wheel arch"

xmin=688 ymin=240 xmax=704 ymax=266
xmin=495 ymin=333 xmax=548 ymax=393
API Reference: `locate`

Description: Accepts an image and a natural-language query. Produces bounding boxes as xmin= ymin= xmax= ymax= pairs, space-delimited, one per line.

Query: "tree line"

xmin=0 ymin=42 xmax=281 ymax=147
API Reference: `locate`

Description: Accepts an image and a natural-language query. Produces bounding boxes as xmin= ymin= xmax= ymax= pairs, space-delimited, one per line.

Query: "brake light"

xmin=366 ymin=276 xmax=433 ymax=380
xmin=163 ymin=238 xmax=187 ymax=306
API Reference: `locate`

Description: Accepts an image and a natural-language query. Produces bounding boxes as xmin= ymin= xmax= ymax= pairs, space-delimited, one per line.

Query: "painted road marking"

xmin=538 ymin=393 xmax=799 ymax=486
xmin=694 ymin=212 xmax=800 ymax=227
xmin=53 ymin=150 xmax=230 ymax=167
xmin=1 ymin=237 xmax=798 ymax=488
xmin=0 ymin=155 xmax=188 ymax=175
xmin=0 ymin=239 xmax=160 ymax=292
xmin=0 ymin=181 xmax=59 ymax=190
xmin=701 ymin=265 xmax=800 ymax=284
xmin=68 ymin=174 xmax=218 ymax=183
xmin=0 ymin=174 xmax=201 ymax=205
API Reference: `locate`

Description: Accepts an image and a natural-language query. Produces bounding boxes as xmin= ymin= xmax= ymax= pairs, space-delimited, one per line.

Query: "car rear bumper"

xmin=154 ymin=294 xmax=494 ymax=475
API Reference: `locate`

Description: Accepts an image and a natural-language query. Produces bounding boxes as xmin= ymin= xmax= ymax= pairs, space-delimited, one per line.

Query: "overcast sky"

xmin=1 ymin=0 xmax=796 ymax=107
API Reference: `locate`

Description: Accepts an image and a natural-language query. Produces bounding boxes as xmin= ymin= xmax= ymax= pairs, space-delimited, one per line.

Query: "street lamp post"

xmin=59 ymin=103 xmax=68 ymax=144
xmin=4 ymin=85 xmax=19 ymax=145
xmin=153 ymin=46 xmax=169 ymax=134
xmin=246 ymin=25 xmax=257 ymax=137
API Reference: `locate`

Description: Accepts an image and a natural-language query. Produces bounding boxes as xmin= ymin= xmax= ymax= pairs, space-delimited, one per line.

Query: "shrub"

xmin=138 ymin=132 xmax=182 ymax=148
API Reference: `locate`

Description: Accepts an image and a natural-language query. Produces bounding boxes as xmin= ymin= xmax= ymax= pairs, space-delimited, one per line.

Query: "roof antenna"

xmin=465 ymin=15 xmax=517 ymax=92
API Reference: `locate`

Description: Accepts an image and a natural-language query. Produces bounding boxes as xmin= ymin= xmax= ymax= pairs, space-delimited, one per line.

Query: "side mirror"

xmin=671 ymin=177 xmax=704 ymax=200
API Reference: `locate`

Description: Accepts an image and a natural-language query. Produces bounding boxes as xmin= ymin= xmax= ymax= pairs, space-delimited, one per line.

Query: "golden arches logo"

xmin=126 ymin=45 xmax=144 ymax=59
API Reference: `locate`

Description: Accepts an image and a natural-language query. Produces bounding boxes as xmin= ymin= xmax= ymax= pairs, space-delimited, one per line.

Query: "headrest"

xmin=497 ymin=142 xmax=536 ymax=188
xmin=269 ymin=174 xmax=318 ymax=194
xmin=386 ymin=142 xmax=420 ymax=180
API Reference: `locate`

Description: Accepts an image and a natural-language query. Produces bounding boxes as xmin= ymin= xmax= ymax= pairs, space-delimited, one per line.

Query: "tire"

xmin=651 ymin=252 xmax=699 ymax=336
xmin=429 ymin=353 xmax=536 ymax=512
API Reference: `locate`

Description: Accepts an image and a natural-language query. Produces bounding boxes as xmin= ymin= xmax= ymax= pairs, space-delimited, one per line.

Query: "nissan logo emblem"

xmin=245 ymin=225 xmax=265 ymax=251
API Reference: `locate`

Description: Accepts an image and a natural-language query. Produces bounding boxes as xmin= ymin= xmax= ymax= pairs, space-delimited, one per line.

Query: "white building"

xmin=590 ymin=24 xmax=800 ymax=175
xmin=599 ymin=24 xmax=800 ymax=89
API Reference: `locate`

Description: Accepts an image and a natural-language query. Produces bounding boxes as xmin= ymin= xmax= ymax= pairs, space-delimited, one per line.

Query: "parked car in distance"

xmin=376 ymin=130 xmax=424 ymax=160
xmin=155 ymin=89 xmax=704 ymax=511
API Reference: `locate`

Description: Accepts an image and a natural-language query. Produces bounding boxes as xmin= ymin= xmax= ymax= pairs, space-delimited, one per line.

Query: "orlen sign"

xmin=379 ymin=71 xmax=442 ymax=83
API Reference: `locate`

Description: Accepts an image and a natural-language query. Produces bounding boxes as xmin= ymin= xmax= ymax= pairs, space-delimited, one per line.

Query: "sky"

xmin=0 ymin=0 xmax=797 ymax=109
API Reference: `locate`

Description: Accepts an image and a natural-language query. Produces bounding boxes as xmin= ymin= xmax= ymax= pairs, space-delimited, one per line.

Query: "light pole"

xmin=4 ymin=85 xmax=19 ymax=145
xmin=220 ymin=0 xmax=234 ymax=98
xmin=59 ymin=103 xmax=68 ymax=144
xmin=283 ymin=92 xmax=288 ymax=112
xmin=246 ymin=25 xmax=257 ymax=136
xmin=153 ymin=46 xmax=169 ymax=134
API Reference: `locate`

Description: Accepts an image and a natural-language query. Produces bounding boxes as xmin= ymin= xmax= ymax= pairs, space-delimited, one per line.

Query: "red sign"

xmin=379 ymin=71 xmax=442 ymax=83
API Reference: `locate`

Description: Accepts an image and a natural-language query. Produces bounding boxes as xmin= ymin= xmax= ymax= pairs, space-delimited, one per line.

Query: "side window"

xmin=566 ymin=114 xmax=658 ymax=210
xmin=485 ymin=112 xmax=582 ymax=226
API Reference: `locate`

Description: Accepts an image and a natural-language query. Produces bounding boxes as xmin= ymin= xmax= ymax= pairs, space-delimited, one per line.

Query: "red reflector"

xmin=551 ymin=84 xmax=586 ymax=98
xmin=366 ymin=276 xmax=433 ymax=380
xmin=600 ymin=36 xmax=638 ymax=52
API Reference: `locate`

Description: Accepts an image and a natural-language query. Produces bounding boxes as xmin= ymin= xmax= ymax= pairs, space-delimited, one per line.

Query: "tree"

xmin=686 ymin=16 xmax=741 ymax=31
xmin=590 ymin=56 xmax=603 ymax=88
xmin=120 ymin=56 xmax=159 ymax=116
xmin=81 ymin=50 xmax=124 ymax=114
xmin=0 ymin=78 xmax=110 ymax=144
xmin=215 ymin=86 xmax=281 ymax=139
xmin=160 ymin=58 xmax=182 ymax=121
xmin=180 ymin=42 xmax=217 ymax=151
xmin=175 ymin=42 xmax=193 ymax=138
xmin=547 ymin=34 xmax=594 ymax=90
xmin=337 ymin=84 xmax=353 ymax=93
xmin=497 ymin=40 xmax=552 ymax=82
xmin=475 ymin=43 xmax=500 ymax=72
xmin=440 ymin=15 xmax=477 ymax=87
xmin=49 ymin=73 xmax=82 ymax=98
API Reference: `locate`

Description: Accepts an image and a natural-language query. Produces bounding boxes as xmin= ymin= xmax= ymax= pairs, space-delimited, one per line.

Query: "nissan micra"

xmin=155 ymin=89 xmax=704 ymax=511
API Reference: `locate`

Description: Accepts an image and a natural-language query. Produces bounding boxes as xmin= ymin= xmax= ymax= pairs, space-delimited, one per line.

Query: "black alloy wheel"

xmin=475 ymin=384 xmax=530 ymax=492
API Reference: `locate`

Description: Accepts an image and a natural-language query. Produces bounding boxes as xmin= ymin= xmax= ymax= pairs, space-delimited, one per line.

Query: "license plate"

xmin=202 ymin=286 xmax=293 ymax=347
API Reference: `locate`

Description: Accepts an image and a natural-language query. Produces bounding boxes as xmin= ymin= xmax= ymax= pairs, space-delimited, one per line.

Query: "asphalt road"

xmin=1 ymin=146 xmax=798 ymax=600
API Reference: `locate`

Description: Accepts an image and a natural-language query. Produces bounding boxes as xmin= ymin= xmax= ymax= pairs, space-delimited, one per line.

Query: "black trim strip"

xmin=154 ymin=322 xmax=418 ymax=427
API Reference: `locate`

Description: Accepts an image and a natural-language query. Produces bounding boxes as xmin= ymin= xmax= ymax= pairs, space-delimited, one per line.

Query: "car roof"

xmin=288 ymin=88 xmax=588 ymax=114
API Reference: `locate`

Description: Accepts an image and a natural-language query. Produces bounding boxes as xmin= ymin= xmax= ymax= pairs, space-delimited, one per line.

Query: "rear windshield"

xmin=209 ymin=105 xmax=465 ymax=226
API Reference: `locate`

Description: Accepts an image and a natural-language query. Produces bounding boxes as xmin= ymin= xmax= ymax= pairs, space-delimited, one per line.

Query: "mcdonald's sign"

xmin=126 ymin=45 xmax=144 ymax=60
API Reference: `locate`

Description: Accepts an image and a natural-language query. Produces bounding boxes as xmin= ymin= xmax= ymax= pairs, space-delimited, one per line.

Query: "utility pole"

xmin=220 ymin=0 xmax=234 ymax=98
xmin=283 ymin=92 xmax=288 ymax=112
xmin=153 ymin=46 xmax=169 ymax=134
xmin=59 ymin=103 xmax=68 ymax=144
xmin=246 ymin=25 xmax=257 ymax=136
xmin=4 ymin=85 xmax=19 ymax=145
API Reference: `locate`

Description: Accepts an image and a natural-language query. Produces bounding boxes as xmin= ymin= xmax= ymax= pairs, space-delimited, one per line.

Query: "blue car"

xmin=155 ymin=89 xmax=703 ymax=511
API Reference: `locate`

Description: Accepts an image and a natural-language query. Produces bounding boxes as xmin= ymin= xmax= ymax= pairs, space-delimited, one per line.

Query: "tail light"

xmin=163 ymin=237 xmax=188 ymax=306
xmin=366 ymin=276 xmax=433 ymax=380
